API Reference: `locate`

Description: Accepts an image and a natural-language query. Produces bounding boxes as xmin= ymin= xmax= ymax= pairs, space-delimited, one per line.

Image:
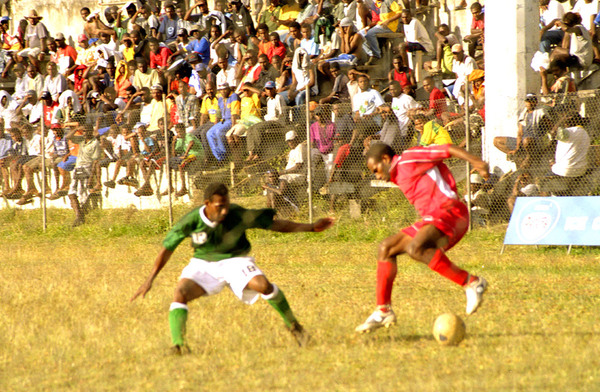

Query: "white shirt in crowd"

xmin=403 ymin=18 xmax=434 ymax=52
xmin=265 ymin=94 xmax=286 ymax=122
xmin=540 ymin=0 xmax=565 ymax=30
xmin=572 ymin=0 xmax=599 ymax=31
xmin=352 ymin=88 xmax=384 ymax=117
xmin=552 ymin=126 xmax=590 ymax=177
xmin=391 ymin=94 xmax=422 ymax=132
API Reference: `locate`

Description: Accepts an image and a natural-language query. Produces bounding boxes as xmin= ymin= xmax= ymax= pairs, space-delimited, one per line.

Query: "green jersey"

xmin=162 ymin=204 xmax=276 ymax=261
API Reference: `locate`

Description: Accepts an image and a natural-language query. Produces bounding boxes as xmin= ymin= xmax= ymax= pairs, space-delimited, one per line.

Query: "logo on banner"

xmin=516 ymin=199 xmax=561 ymax=243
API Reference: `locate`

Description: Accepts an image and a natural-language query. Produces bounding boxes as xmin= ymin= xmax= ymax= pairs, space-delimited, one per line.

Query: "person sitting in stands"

xmin=387 ymin=55 xmax=416 ymax=96
xmin=494 ymin=93 xmax=552 ymax=168
xmin=412 ymin=113 xmax=452 ymax=146
xmin=397 ymin=9 xmax=433 ymax=69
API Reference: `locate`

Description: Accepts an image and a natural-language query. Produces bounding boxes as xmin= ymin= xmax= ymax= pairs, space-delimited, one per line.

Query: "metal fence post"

xmin=40 ymin=119 xmax=47 ymax=231
xmin=163 ymin=96 xmax=173 ymax=228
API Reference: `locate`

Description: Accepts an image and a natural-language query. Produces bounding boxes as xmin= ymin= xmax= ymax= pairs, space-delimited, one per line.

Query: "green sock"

xmin=265 ymin=285 xmax=297 ymax=328
xmin=169 ymin=303 xmax=188 ymax=346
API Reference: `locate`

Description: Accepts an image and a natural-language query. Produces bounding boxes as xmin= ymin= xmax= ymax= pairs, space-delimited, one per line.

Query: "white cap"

xmin=285 ymin=130 xmax=297 ymax=141
xmin=521 ymin=184 xmax=540 ymax=196
xmin=470 ymin=173 xmax=484 ymax=184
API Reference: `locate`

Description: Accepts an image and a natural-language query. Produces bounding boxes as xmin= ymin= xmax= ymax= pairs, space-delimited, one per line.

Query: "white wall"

xmin=483 ymin=0 xmax=540 ymax=174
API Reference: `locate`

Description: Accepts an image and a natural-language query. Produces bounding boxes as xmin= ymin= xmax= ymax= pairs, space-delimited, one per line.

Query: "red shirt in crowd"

xmin=429 ymin=87 xmax=447 ymax=118
xmin=150 ymin=46 xmax=173 ymax=69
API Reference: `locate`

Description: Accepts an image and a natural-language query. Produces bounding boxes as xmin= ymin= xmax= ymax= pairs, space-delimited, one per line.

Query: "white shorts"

xmin=179 ymin=257 xmax=265 ymax=304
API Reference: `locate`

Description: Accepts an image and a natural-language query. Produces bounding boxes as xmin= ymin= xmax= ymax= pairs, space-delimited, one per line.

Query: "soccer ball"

xmin=433 ymin=313 xmax=466 ymax=346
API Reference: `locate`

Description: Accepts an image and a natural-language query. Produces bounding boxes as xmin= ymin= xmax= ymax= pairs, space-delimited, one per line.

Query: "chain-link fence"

xmin=2 ymin=87 xmax=599 ymax=228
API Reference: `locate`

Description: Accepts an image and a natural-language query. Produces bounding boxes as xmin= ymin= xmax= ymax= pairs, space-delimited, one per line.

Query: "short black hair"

xmin=366 ymin=143 xmax=396 ymax=162
xmin=204 ymin=182 xmax=229 ymax=201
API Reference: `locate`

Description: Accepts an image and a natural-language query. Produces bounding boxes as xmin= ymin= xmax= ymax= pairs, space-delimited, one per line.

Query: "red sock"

xmin=376 ymin=261 xmax=397 ymax=307
xmin=428 ymin=249 xmax=471 ymax=286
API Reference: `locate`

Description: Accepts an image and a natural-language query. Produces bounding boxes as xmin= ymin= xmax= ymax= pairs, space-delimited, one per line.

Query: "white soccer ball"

xmin=433 ymin=313 xmax=466 ymax=346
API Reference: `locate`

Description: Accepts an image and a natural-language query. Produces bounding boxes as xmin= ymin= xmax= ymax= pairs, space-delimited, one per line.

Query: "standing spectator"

xmin=168 ymin=123 xmax=204 ymax=197
xmin=104 ymin=125 xmax=133 ymax=189
xmin=175 ymin=81 xmax=200 ymax=133
xmin=17 ymin=126 xmax=54 ymax=203
xmin=66 ymin=126 xmax=102 ymax=226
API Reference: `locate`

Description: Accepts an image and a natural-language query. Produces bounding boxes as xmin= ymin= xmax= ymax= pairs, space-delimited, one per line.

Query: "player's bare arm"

xmin=270 ymin=217 xmax=335 ymax=233
xmin=447 ymin=145 xmax=490 ymax=180
xmin=131 ymin=248 xmax=174 ymax=301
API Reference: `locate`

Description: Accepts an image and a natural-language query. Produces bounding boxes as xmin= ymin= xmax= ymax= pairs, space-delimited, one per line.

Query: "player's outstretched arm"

xmin=130 ymin=247 xmax=174 ymax=302
xmin=447 ymin=145 xmax=490 ymax=180
xmin=269 ymin=217 xmax=335 ymax=233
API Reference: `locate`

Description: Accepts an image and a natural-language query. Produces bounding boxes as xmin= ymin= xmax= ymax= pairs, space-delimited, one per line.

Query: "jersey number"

xmin=242 ymin=265 xmax=257 ymax=276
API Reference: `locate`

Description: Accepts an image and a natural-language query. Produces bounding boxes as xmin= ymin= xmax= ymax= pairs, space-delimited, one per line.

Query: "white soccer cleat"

xmin=355 ymin=308 xmax=397 ymax=333
xmin=465 ymin=276 xmax=488 ymax=315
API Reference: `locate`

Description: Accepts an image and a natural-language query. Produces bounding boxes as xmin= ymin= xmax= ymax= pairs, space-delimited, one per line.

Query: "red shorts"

xmin=401 ymin=202 xmax=469 ymax=251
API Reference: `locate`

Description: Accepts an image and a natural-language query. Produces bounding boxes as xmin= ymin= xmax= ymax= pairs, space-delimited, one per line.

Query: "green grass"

xmin=1 ymin=200 xmax=600 ymax=391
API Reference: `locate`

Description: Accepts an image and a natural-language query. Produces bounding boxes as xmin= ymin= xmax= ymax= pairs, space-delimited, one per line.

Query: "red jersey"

xmin=43 ymin=102 xmax=59 ymax=127
xmin=150 ymin=46 xmax=173 ymax=69
xmin=392 ymin=68 xmax=414 ymax=89
xmin=471 ymin=15 xmax=484 ymax=31
xmin=267 ymin=41 xmax=286 ymax=62
xmin=429 ymin=87 xmax=447 ymax=118
xmin=389 ymin=144 xmax=463 ymax=218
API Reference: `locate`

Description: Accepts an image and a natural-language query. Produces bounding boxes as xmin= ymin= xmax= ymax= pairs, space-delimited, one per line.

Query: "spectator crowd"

xmin=0 ymin=0 xmax=598 ymax=225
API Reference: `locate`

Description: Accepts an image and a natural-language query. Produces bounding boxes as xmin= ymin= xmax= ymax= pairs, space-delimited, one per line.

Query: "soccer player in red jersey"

xmin=356 ymin=143 xmax=490 ymax=333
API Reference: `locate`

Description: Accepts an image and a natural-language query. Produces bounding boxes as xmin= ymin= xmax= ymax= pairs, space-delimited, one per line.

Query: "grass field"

xmin=2 ymin=198 xmax=600 ymax=392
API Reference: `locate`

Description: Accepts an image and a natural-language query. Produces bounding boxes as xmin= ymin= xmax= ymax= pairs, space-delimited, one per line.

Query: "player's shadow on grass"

xmin=468 ymin=331 xmax=596 ymax=338
xmin=359 ymin=333 xmax=435 ymax=343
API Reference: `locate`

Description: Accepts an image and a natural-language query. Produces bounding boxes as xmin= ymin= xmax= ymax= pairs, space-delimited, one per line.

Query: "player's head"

xmin=204 ymin=183 xmax=230 ymax=222
xmin=366 ymin=143 xmax=396 ymax=182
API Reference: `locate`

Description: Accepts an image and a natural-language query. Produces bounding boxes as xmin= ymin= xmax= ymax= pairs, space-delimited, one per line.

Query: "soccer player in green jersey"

xmin=131 ymin=182 xmax=334 ymax=353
